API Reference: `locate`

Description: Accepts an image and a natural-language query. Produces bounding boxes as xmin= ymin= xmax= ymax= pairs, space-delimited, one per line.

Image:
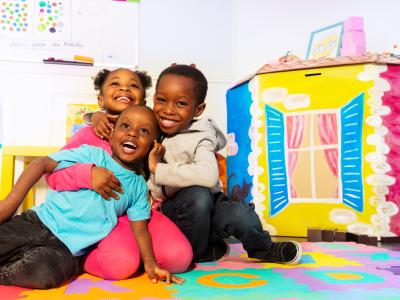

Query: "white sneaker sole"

xmin=216 ymin=242 xmax=230 ymax=262
xmin=285 ymin=241 xmax=303 ymax=265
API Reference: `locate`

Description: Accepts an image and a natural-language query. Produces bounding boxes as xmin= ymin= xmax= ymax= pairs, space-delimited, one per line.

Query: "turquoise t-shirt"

xmin=33 ymin=145 xmax=150 ymax=256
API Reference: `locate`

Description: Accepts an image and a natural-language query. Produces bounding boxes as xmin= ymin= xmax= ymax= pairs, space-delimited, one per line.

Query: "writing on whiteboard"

xmin=9 ymin=40 xmax=84 ymax=50
xmin=0 ymin=0 xmax=138 ymax=66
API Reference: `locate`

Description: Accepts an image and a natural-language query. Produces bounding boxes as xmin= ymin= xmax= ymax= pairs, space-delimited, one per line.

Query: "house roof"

xmin=232 ymin=53 xmax=400 ymax=88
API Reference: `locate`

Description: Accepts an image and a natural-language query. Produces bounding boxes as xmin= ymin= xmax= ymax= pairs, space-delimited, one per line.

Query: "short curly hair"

xmin=93 ymin=68 xmax=152 ymax=100
xmin=155 ymin=64 xmax=208 ymax=104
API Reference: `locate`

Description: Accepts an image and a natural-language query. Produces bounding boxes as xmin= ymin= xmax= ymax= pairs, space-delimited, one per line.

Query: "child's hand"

xmin=145 ymin=263 xmax=185 ymax=284
xmin=92 ymin=112 xmax=118 ymax=140
xmin=91 ymin=166 xmax=123 ymax=200
xmin=148 ymin=140 xmax=165 ymax=174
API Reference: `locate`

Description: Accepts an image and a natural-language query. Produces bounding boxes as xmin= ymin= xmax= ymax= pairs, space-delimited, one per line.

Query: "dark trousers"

xmin=0 ymin=210 xmax=83 ymax=289
xmin=160 ymin=186 xmax=272 ymax=261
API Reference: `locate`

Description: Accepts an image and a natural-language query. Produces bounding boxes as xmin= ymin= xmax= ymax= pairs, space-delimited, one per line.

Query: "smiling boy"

xmin=0 ymin=106 xmax=183 ymax=288
xmin=148 ymin=64 xmax=302 ymax=265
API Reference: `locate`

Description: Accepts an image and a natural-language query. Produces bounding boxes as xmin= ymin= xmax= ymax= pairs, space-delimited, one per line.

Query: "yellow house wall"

xmin=255 ymin=64 xmax=377 ymax=237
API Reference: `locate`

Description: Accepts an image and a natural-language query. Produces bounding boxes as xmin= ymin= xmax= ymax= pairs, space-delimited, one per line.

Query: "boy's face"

xmin=109 ymin=106 xmax=158 ymax=171
xmin=153 ymin=74 xmax=205 ymax=136
xmin=98 ymin=69 xmax=146 ymax=115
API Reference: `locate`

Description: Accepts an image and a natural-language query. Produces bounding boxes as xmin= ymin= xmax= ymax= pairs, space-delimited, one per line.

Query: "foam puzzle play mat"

xmin=2 ymin=242 xmax=400 ymax=300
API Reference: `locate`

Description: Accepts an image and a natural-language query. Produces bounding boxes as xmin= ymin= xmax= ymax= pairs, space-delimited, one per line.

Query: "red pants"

xmin=83 ymin=209 xmax=193 ymax=280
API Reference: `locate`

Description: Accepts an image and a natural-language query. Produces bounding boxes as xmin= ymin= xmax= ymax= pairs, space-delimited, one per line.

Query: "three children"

xmin=0 ymin=63 xmax=303 ymax=289
xmin=88 ymin=64 xmax=302 ymax=264
xmin=45 ymin=68 xmax=193 ymax=280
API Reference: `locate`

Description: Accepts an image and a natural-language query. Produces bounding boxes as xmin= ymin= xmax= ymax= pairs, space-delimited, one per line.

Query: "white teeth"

xmin=123 ymin=141 xmax=136 ymax=149
xmin=161 ymin=118 xmax=177 ymax=127
xmin=116 ymin=96 xmax=130 ymax=102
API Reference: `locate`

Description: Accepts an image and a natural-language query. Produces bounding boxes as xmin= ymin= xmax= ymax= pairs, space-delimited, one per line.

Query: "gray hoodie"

xmin=148 ymin=118 xmax=227 ymax=201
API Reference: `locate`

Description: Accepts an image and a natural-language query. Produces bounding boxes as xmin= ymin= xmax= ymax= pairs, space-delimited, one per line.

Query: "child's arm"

xmin=45 ymin=125 xmax=122 ymax=199
xmin=48 ymin=165 xmax=122 ymax=200
xmin=147 ymin=141 xmax=166 ymax=201
xmin=45 ymin=163 xmax=93 ymax=191
xmin=0 ymin=157 xmax=58 ymax=223
xmin=45 ymin=126 xmax=95 ymax=191
xmin=150 ymin=139 xmax=219 ymax=196
xmin=90 ymin=111 xmax=118 ymax=140
xmin=130 ymin=220 xmax=184 ymax=284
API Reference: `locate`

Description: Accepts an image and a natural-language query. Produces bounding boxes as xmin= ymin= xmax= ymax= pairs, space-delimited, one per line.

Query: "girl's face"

xmin=153 ymin=74 xmax=205 ymax=136
xmin=98 ymin=69 xmax=145 ymax=115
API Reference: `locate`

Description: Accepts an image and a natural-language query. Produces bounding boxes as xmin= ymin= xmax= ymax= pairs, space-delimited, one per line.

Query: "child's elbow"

xmin=196 ymin=162 xmax=220 ymax=188
xmin=203 ymin=172 xmax=220 ymax=188
xmin=37 ymin=156 xmax=58 ymax=173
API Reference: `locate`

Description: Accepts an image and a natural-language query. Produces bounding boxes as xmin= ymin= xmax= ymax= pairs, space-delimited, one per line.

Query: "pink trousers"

xmin=83 ymin=209 xmax=193 ymax=280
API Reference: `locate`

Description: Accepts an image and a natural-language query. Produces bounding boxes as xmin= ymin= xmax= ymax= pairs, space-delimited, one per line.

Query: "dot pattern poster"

xmin=0 ymin=0 xmax=31 ymax=35
xmin=0 ymin=0 xmax=70 ymax=38
xmin=0 ymin=0 xmax=138 ymax=66
xmin=36 ymin=1 xmax=66 ymax=35
xmin=34 ymin=0 xmax=70 ymax=39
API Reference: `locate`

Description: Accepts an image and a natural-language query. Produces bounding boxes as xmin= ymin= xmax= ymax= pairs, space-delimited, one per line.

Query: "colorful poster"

xmin=1 ymin=0 xmax=138 ymax=66
xmin=0 ymin=0 xmax=70 ymax=38
xmin=34 ymin=0 xmax=70 ymax=39
xmin=36 ymin=1 xmax=65 ymax=34
xmin=66 ymin=103 xmax=99 ymax=141
xmin=0 ymin=0 xmax=31 ymax=35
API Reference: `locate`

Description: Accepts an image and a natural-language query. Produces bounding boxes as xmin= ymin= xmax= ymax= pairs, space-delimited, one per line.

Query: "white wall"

xmin=232 ymin=0 xmax=400 ymax=80
xmin=139 ymin=0 xmax=232 ymax=78
xmin=0 ymin=61 xmax=100 ymax=146
xmin=139 ymin=0 xmax=233 ymax=135
xmin=2 ymin=0 xmax=398 ymax=146
xmin=0 ymin=0 xmax=233 ymax=148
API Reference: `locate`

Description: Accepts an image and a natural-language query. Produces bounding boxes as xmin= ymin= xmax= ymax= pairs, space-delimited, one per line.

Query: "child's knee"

xmin=157 ymin=241 xmax=193 ymax=273
xmin=184 ymin=187 xmax=213 ymax=214
xmin=85 ymin=247 xmax=141 ymax=280
xmin=101 ymin=254 xmax=141 ymax=280
xmin=228 ymin=203 xmax=261 ymax=230
xmin=18 ymin=254 xmax=70 ymax=289
xmin=84 ymin=221 xmax=140 ymax=279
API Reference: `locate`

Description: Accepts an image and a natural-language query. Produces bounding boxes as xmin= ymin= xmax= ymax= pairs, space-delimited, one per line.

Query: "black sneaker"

xmin=264 ymin=241 xmax=302 ymax=264
xmin=196 ymin=240 xmax=230 ymax=263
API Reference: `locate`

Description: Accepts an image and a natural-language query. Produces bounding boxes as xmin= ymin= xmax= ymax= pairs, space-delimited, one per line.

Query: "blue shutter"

xmin=340 ymin=93 xmax=364 ymax=212
xmin=265 ymin=105 xmax=289 ymax=216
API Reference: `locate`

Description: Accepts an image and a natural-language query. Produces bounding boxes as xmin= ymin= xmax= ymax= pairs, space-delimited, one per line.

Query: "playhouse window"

xmin=285 ymin=111 xmax=340 ymax=203
xmin=265 ymin=93 xmax=364 ymax=216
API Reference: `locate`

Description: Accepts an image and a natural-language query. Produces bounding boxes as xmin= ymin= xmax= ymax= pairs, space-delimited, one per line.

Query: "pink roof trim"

xmin=232 ymin=53 xmax=400 ymax=88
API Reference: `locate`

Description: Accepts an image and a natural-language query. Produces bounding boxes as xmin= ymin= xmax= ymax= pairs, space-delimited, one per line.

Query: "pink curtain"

xmin=286 ymin=115 xmax=306 ymax=197
xmin=317 ymin=113 xmax=338 ymax=177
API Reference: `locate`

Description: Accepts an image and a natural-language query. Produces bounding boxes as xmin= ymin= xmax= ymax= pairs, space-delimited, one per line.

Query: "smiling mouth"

xmin=160 ymin=117 xmax=177 ymax=128
xmin=115 ymin=96 xmax=133 ymax=103
xmin=122 ymin=141 xmax=137 ymax=153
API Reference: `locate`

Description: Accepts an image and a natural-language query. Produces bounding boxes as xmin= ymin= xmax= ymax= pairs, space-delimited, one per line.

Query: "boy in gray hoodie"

xmin=147 ymin=64 xmax=302 ymax=264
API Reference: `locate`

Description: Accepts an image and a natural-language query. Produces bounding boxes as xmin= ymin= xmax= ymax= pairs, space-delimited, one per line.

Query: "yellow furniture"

xmin=0 ymin=146 xmax=59 ymax=210
xmin=0 ymin=103 xmax=97 ymax=209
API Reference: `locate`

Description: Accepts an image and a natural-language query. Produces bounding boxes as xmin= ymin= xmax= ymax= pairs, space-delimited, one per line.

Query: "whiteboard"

xmin=0 ymin=0 xmax=139 ymax=67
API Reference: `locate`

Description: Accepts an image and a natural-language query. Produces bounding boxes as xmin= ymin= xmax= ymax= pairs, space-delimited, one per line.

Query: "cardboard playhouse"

xmin=226 ymin=54 xmax=400 ymax=238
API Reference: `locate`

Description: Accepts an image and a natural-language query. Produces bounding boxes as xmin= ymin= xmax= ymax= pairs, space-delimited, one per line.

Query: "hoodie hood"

xmin=184 ymin=118 xmax=227 ymax=151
